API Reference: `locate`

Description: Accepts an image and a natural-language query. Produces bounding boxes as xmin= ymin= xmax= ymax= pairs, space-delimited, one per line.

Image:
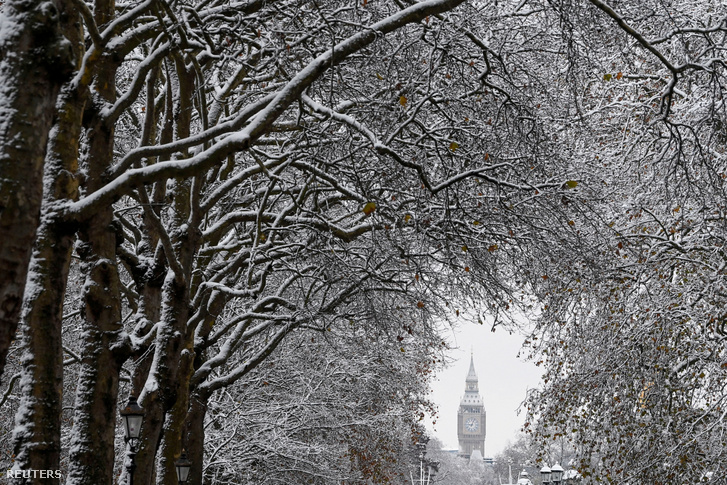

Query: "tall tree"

xmin=11 ymin=0 xmax=85 ymax=476
xmin=523 ymin=0 xmax=727 ymax=482
xmin=0 ymin=0 xmax=73 ymax=378
xmin=4 ymin=0 xmax=698 ymax=484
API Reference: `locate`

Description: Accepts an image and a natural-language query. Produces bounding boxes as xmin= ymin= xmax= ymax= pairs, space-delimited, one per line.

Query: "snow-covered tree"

xmin=523 ymin=0 xmax=727 ymax=482
xmin=6 ymin=0 xmax=727 ymax=483
xmin=0 ymin=0 xmax=586 ymax=484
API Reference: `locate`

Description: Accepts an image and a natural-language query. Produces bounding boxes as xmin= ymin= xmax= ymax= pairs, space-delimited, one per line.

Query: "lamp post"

xmin=120 ymin=396 xmax=144 ymax=485
xmin=410 ymin=439 xmax=437 ymax=485
xmin=540 ymin=464 xmax=551 ymax=485
xmin=550 ymin=463 xmax=564 ymax=485
xmin=175 ymin=452 xmax=192 ymax=485
xmin=517 ymin=469 xmax=531 ymax=484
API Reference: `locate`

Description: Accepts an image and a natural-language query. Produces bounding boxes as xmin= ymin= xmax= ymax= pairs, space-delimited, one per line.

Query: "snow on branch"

xmin=67 ymin=0 xmax=467 ymax=221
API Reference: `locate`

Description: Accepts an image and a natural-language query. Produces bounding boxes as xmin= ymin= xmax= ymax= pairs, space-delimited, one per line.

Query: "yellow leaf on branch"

xmin=362 ymin=202 xmax=377 ymax=215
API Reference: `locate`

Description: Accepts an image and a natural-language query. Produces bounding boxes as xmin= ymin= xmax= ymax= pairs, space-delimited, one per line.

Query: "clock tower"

xmin=457 ymin=353 xmax=486 ymax=459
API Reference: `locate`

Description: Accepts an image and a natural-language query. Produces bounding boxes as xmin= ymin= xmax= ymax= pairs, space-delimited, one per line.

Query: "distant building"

xmin=457 ymin=353 xmax=486 ymax=459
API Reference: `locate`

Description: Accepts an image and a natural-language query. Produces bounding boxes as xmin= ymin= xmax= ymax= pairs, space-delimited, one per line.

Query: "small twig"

xmin=63 ymin=345 xmax=83 ymax=366
xmin=0 ymin=374 xmax=21 ymax=408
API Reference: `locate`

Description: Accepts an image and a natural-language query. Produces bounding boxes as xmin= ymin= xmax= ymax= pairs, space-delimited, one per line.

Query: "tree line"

xmin=0 ymin=0 xmax=725 ymax=484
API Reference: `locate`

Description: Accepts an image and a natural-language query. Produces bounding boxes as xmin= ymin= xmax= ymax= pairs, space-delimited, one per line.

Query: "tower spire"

xmin=466 ymin=352 xmax=477 ymax=381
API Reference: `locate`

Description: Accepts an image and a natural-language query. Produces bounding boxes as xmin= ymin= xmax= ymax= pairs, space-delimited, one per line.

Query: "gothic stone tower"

xmin=457 ymin=354 xmax=486 ymax=459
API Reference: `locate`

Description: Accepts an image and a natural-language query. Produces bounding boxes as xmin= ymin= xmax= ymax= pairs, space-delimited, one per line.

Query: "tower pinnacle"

xmin=466 ymin=352 xmax=478 ymax=382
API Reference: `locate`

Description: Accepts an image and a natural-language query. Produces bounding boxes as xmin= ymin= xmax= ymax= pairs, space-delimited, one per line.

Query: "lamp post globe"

xmin=120 ymin=396 xmax=144 ymax=441
xmin=540 ymin=464 xmax=551 ymax=484
xmin=120 ymin=396 xmax=144 ymax=485
xmin=416 ymin=441 xmax=427 ymax=458
xmin=551 ymin=463 xmax=564 ymax=484
xmin=175 ymin=452 xmax=192 ymax=484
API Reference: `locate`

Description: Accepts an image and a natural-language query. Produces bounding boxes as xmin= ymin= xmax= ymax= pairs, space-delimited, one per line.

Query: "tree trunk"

xmin=123 ymin=71 xmax=172 ymax=485
xmin=64 ymin=1 xmax=130 ymax=482
xmin=0 ymin=0 xmax=73 ymax=378
xmin=132 ymin=53 xmax=200 ymax=485
xmin=134 ymin=274 xmax=196 ymax=485
xmin=11 ymin=218 xmax=76 ymax=485
xmin=12 ymin=85 xmax=86 ymax=485
xmin=183 ymin=391 xmax=208 ymax=485
xmin=64 ymin=243 xmax=128 ymax=485
xmin=65 ymin=132 xmax=129 ymax=484
xmin=10 ymin=3 xmax=84 ymax=480
xmin=155 ymin=333 xmax=196 ymax=485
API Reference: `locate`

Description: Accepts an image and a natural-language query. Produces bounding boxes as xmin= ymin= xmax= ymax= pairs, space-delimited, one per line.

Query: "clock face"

xmin=465 ymin=417 xmax=479 ymax=432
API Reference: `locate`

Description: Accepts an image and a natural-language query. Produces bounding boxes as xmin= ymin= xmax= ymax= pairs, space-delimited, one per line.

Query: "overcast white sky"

xmin=426 ymin=318 xmax=543 ymax=457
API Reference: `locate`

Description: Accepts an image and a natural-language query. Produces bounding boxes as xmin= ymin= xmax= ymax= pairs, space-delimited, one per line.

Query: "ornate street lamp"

xmin=411 ymin=439 xmax=435 ymax=485
xmin=120 ymin=396 xmax=144 ymax=485
xmin=540 ymin=464 xmax=551 ymax=485
xmin=416 ymin=441 xmax=427 ymax=460
xmin=120 ymin=396 xmax=144 ymax=441
xmin=550 ymin=463 xmax=564 ymax=485
xmin=518 ymin=470 xmax=531 ymax=484
xmin=175 ymin=451 xmax=192 ymax=484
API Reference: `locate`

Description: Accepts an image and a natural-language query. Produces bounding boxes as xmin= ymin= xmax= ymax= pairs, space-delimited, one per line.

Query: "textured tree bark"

xmin=11 ymin=13 xmax=86 ymax=478
xmin=123 ymin=73 xmax=173 ymax=485
xmin=65 ymin=124 xmax=129 ymax=485
xmin=132 ymin=276 xmax=193 ymax=485
xmin=121 ymin=64 xmax=172 ymax=485
xmin=135 ymin=258 xmax=197 ymax=485
xmin=155 ymin=332 xmax=196 ymax=485
xmin=180 ymin=292 xmax=224 ymax=485
xmin=0 ymin=0 xmax=73 ymax=378
xmin=66 ymin=148 xmax=129 ymax=485
xmin=133 ymin=54 xmax=200 ymax=485
xmin=63 ymin=2 xmax=131 ymax=483
xmin=64 ymin=252 xmax=128 ymax=485
xmin=183 ymin=391 xmax=208 ymax=485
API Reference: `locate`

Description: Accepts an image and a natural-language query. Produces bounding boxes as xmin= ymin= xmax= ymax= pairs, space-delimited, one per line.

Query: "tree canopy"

xmin=0 ymin=0 xmax=726 ymax=483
